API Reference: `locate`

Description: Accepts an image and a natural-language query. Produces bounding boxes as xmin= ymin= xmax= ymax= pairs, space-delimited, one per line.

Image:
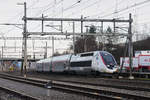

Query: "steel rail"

xmin=52 ymin=79 xmax=150 ymax=92
xmin=0 ymin=74 xmax=120 ymax=100
xmin=2 ymin=73 xmax=150 ymax=91
xmin=52 ymin=80 xmax=150 ymax=100
xmin=0 ymin=86 xmax=39 ymax=100
xmin=0 ymin=73 xmax=150 ymax=100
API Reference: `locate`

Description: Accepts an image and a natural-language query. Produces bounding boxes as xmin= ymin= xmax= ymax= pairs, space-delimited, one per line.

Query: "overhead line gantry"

xmin=22 ymin=2 xmax=133 ymax=79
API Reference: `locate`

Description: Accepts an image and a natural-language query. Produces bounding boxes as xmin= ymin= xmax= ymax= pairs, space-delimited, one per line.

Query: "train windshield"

xmin=100 ymin=52 xmax=116 ymax=66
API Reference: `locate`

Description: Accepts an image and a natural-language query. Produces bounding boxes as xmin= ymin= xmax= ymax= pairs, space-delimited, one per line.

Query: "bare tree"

xmin=71 ymin=25 xmax=98 ymax=53
xmin=104 ymin=26 xmax=119 ymax=52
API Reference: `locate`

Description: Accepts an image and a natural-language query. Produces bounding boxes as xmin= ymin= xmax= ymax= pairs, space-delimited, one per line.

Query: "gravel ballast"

xmin=0 ymin=77 xmax=100 ymax=100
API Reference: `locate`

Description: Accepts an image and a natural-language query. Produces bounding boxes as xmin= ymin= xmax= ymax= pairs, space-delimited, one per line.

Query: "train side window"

xmin=80 ymin=53 xmax=93 ymax=57
xmin=70 ymin=61 xmax=92 ymax=67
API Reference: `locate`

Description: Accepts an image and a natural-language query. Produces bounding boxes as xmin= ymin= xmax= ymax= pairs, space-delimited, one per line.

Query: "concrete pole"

xmin=44 ymin=41 xmax=47 ymax=58
xmin=114 ymin=20 xmax=116 ymax=33
xmin=23 ymin=2 xmax=27 ymax=77
xmin=61 ymin=21 xmax=63 ymax=33
xmin=1 ymin=46 xmax=3 ymax=71
xmin=81 ymin=15 xmax=83 ymax=33
xmin=21 ymin=41 xmax=24 ymax=75
xmin=52 ymin=37 xmax=54 ymax=56
xmin=84 ymin=26 xmax=88 ymax=52
xmin=101 ymin=22 xmax=105 ymax=50
xmin=0 ymin=51 xmax=2 ymax=71
xmin=81 ymin=15 xmax=85 ymax=52
xmin=84 ymin=38 xmax=87 ymax=52
xmin=32 ymin=40 xmax=35 ymax=59
xmin=73 ymin=22 xmax=75 ymax=54
xmin=14 ymin=41 xmax=16 ymax=52
xmin=128 ymin=13 xmax=134 ymax=79
xmin=42 ymin=14 xmax=44 ymax=33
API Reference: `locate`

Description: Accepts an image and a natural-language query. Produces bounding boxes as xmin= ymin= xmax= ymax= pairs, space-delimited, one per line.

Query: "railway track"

xmin=0 ymin=85 xmax=39 ymax=100
xmin=0 ymin=73 xmax=150 ymax=100
xmin=52 ymin=79 xmax=150 ymax=92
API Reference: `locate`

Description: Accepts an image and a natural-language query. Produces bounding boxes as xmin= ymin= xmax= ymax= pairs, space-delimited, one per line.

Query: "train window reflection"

xmin=100 ymin=52 xmax=116 ymax=65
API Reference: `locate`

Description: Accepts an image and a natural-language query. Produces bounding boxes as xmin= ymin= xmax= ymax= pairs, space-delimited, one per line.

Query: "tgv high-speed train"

xmin=36 ymin=51 xmax=118 ymax=73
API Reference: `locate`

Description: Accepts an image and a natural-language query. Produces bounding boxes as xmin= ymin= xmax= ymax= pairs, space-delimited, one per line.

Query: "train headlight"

xmin=114 ymin=65 xmax=119 ymax=72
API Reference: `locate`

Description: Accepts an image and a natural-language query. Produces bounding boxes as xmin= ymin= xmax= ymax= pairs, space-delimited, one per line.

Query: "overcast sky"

xmin=0 ymin=0 xmax=150 ymax=57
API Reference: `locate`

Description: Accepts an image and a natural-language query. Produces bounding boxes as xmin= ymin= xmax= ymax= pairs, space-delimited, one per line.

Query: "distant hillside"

xmin=133 ymin=37 xmax=150 ymax=50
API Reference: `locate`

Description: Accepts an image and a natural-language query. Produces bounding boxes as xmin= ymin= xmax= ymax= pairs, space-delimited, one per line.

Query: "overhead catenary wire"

xmin=112 ymin=0 xmax=150 ymax=34
xmin=2 ymin=0 xmax=150 ymax=59
xmin=65 ymin=0 xmax=101 ymax=18
xmin=88 ymin=0 xmax=127 ymax=18
xmin=42 ymin=0 xmax=83 ymax=33
xmin=2 ymin=0 xmax=54 ymax=35
xmin=63 ymin=0 xmax=82 ymax=12
xmin=116 ymin=1 xmax=150 ymax=19
xmin=1 ymin=0 xmax=40 ymax=36
xmin=99 ymin=0 xmax=150 ymax=18
xmin=35 ymin=0 xmax=63 ymax=17
xmin=47 ymin=0 xmax=83 ymax=18
xmin=49 ymin=0 xmax=102 ymax=34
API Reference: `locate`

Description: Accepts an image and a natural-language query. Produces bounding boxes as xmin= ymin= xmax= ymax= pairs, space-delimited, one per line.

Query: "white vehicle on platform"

xmin=36 ymin=51 xmax=118 ymax=73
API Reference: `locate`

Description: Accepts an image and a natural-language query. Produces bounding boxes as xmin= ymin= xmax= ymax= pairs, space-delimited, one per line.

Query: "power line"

xmin=89 ymin=0 xmax=126 ymax=18
xmin=35 ymin=0 xmax=63 ymax=16
xmin=1 ymin=1 xmax=55 ymax=36
xmin=65 ymin=0 xmax=101 ymax=17
xmin=27 ymin=0 xmax=40 ymax=9
xmin=116 ymin=1 xmax=150 ymax=19
xmin=99 ymin=0 xmax=150 ymax=18
xmin=1 ymin=1 xmax=40 ymax=36
xmin=63 ymin=0 xmax=82 ymax=12
xmin=47 ymin=0 xmax=83 ymax=18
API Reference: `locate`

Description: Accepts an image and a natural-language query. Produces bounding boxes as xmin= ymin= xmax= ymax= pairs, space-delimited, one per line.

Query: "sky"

xmin=0 ymin=0 xmax=150 ymax=58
